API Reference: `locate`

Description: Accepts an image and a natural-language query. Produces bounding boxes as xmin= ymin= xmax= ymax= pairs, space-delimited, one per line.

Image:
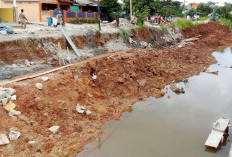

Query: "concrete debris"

xmin=35 ymin=83 xmax=43 ymax=90
xmin=41 ymin=76 xmax=49 ymax=81
xmin=49 ymin=126 xmax=60 ymax=134
xmin=28 ymin=141 xmax=37 ymax=145
xmin=1 ymin=98 xmax=9 ymax=106
xmin=0 ymin=133 xmax=10 ymax=145
xmin=86 ymin=110 xmax=92 ymax=115
xmin=9 ymin=129 xmax=21 ymax=141
xmin=8 ymin=110 xmax=21 ymax=117
xmin=6 ymin=88 xmax=16 ymax=96
xmin=25 ymin=60 xmax=34 ymax=67
xmin=0 ymin=91 xmax=7 ymax=99
xmin=11 ymin=95 xmax=17 ymax=101
xmin=76 ymin=104 xmax=92 ymax=115
xmin=170 ymin=84 xmax=185 ymax=94
xmin=74 ymin=75 xmax=78 ymax=80
xmin=4 ymin=101 xmax=16 ymax=112
xmin=137 ymin=79 xmax=147 ymax=86
xmin=178 ymin=41 xmax=194 ymax=48
xmin=140 ymin=41 xmax=148 ymax=49
xmin=92 ymin=75 xmax=97 ymax=80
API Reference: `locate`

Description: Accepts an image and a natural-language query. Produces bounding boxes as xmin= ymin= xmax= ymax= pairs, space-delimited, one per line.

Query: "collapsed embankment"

xmin=0 ymin=22 xmax=231 ymax=157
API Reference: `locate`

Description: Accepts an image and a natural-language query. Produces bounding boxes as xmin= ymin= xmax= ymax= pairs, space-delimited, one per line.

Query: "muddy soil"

xmin=0 ymin=22 xmax=231 ymax=157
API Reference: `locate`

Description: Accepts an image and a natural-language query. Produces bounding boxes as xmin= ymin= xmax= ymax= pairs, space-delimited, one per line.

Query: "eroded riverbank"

xmin=0 ymin=22 xmax=231 ymax=157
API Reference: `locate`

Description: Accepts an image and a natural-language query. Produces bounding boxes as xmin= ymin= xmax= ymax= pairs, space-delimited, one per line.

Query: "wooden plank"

xmin=205 ymin=130 xmax=224 ymax=148
xmin=0 ymin=64 xmax=74 ymax=87
xmin=58 ymin=26 xmax=83 ymax=60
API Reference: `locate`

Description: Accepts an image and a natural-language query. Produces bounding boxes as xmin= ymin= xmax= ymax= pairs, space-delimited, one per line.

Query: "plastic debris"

xmin=76 ymin=104 xmax=85 ymax=114
xmin=35 ymin=83 xmax=43 ymax=90
xmin=49 ymin=126 xmax=60 ymax=134
xmin=86 ymin=110 xmax=92 ymax=115
xmin=41 ymin=76 xmax=49 ymax=82
xmin=0 ymin=134 xmax=10 ymax=145
xmin=9 ymin=129 xmax=21 ymax=141
xmin=8 ymin=110 xmax=21 ymax=117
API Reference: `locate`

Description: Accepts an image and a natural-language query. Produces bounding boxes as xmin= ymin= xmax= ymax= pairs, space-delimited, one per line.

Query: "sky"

xmin=176 ymin=0 xmax=232 ymax=6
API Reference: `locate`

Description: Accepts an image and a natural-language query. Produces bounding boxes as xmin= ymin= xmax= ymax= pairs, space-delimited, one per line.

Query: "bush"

xmin=70 ymin=18 xmax=98 ymax=24
xmin=219 ymin=18 xmax=232 ymax=31
xmin=118 ymin=28 xmax=131 ymax=41
xmin=176 ymin=19 xmax=194 ymax=29
xmin=197 ymin=16 xmax=209 ymax=21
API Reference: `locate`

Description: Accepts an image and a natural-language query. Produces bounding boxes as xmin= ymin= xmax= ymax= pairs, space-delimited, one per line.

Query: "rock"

xmin=49 ymin=126 xmax=60 ymax=134
xmin=4 ymin=101 xmax=16 ymax=111
xmin=86 ymin=110 xmax=92 ymax=115
xmin=41 ymin=76 xmax=49 ymax=82
xmin=9 ymin=129 xmax=21 ymax=141
xmin=92 ymin=75 xmax=97 ymax=80
xmin=8 ymin=110 xmax=21 ymax=117
xmin=35 ymin=83 xmax=43 ymax=90
xmin=25 ymin=60 xmax=31 ymax=67
xmin=1 ymin=98 xmax=9 ymax=106
xmin=74 ymin=75 xmax=78 ymax=80
xmin=137 ymin=79 xmax=146 ymax=86
xmin=12 ymin=64 xmax=18 ymax=68
xmin=0 ymin=133 xmax=10 ymax=145
xmin=76 ymin=104 xmax=85 ymax=114
xmin=28 ymin=141 xmax=37 ymax=145
xmin=140 ymin=41 xmax=148 ymax=48
xmin=170 ymin=84 xmax=185 ymax=94
xmin=0 ymin=91 xmax=7 ymax=99
xmin=11 ymin=95 xmax=17 ymax=101
xmin=6 ymin=88 xmax=16 ymax=96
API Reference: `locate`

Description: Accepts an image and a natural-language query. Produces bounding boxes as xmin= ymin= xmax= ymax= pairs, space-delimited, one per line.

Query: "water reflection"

xmin=78 ymin=47 xmax=232 ymax=157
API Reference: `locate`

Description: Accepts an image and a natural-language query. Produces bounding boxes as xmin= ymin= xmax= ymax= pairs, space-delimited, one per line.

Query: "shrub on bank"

xmin=70 ymin=18 xmax=98 ymax=24
xmin=219 ymin=18 xmax=232 ymax=30
xmin=176 ymin=19 xmax=194 ymax=29
xmin=197 ymin=16 xmax=209 ymax=21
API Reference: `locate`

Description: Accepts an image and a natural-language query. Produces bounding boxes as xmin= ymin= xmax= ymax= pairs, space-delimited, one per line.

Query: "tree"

xmin=187 ymin=9 xmax=197 ymax=17
xmin=197 ymin=3 xmax=212 ymax=16
xmin=100 ymin=0 xmax=122 ymax=21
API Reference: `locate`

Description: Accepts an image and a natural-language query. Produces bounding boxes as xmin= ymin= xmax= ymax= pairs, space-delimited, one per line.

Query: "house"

xmin=0 ymin=0 xmax=73 ymax=22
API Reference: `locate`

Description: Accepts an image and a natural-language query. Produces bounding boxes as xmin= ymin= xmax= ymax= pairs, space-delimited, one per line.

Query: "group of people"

xmin=18 ymin=9 xmax=64 ymax=29
xmin=148 ymin=14 xmax=172 ymax=25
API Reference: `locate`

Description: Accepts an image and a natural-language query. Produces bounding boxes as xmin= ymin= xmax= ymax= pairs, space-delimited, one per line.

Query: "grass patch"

xmin=118 ymin=28 xmax=131 ymax=41
xmin=176 ymin=19 xmax=194 ymax=29
xmin=197 ymin=16 xmax=209 ymax=21
xmin=219 ymin=18 xmax=232 ymax=31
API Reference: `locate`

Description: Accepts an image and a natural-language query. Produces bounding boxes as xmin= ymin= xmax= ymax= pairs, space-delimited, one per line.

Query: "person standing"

xmin=158 ymin=15 xmax=162 ymax=25
xmin=19 ymin=9 xmax=28 ymax=29
xmin=116 ymin=13 xmax=120 ymax=27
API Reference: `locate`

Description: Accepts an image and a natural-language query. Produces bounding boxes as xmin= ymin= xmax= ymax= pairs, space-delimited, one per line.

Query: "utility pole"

xmin=13 ymin=0 xmax=17 ymax=22
xmin=130 ymin=0 xmax=132 ymax=21
xmin=97 ymin=0 xmax=101 ymax=30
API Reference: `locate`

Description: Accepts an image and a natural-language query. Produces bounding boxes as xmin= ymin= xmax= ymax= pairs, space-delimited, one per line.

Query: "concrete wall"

xmin=0 ymin=8 xmax=14 ymax=22
xmin=0 ymin=1 xmax=40 ymax=21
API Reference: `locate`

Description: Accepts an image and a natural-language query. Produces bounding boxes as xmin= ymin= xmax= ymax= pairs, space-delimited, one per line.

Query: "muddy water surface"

xmin=78 ymin=47 xmax=232 ymax=157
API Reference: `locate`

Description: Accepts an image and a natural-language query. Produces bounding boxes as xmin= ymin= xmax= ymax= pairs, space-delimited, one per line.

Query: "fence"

xmin=50 ymin=9 xmax=97 ymax=23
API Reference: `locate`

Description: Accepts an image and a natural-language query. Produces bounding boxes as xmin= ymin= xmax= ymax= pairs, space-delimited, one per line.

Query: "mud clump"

xmin=0 ymin=22 xmax=231 ymax=157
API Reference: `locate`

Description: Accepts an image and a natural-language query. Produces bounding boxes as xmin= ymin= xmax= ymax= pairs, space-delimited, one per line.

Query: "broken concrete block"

xmin=35 ymin=83 xmax=43 ymax=90
xmin=0 ymin=134 xmax=10 ymax=145
xmin=41 ymin=76 xmax=49 ymax=82
xmin=25 ymin=60 xmax=31 ymax=67
xmin=74 ymin=75 xmax=78 ymax=80
xmin=86 ymin=110 xmax=92 ymax=115
xmin=92 ymin=75 xmax=97 ymax=80
xmin=4 ymin=101 xmax=16 ymax=112
xmin=6 ymin=88 xmax=16 ymax=96
xmin=11 ymin=95 xmax=17 ymax=101
xmin=76 ymin=104 xmax=85 ymax=114
xmin=170 ymin=84 xmax=185 ymax=94
xmin=49 ymin=126 xmax=60 ymax=134
xmin=8 ymin=110 xmax=21 ymax=117
xmin=28 ymin=141 xmax=37 ymax=145
xmin=9 ymin=129 xmax=21 ymax=141
xmin=1 ymin=98 xmax=8 ymax=106
xmin=0 ymin=91 xmax=7 ymax=99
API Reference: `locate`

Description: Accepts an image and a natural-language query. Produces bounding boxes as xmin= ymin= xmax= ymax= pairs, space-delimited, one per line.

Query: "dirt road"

xmin=0 ymin=22 xmax=231 ymax=157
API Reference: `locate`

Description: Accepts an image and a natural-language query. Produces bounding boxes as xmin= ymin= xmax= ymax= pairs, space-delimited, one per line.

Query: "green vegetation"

xmin=70 ymin=18 xmax=98 ymax=24
xmin=197 ymin=3 xmax=213 ymax=16
xmin=187 ymin=9 xmax=197 ymax=17
xmin=176 ymin=19 xmax=194 ymax=29
xmin=100 ymin=0 xmax=122 ymax=21
xmin=118 ymin=28 xmax=131 ymax=41
xmin=197 ymin=16 xmax=209 ymax=21
xmin=219 ymin=18 xmax=232 ymax=30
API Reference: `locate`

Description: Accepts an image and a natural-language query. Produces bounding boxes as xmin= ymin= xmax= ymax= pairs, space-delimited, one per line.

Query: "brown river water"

xmin=78 ymin=47 xmax=232 ymax=157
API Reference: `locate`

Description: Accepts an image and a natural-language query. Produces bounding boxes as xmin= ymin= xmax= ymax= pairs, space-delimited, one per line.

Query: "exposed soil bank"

xmin=0 ymin=22 xmax=231 ymax=157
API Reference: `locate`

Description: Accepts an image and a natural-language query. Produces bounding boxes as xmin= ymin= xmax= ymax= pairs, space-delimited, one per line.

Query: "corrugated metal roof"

xmin=74 ymin=0 xmax=98 ymax=6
